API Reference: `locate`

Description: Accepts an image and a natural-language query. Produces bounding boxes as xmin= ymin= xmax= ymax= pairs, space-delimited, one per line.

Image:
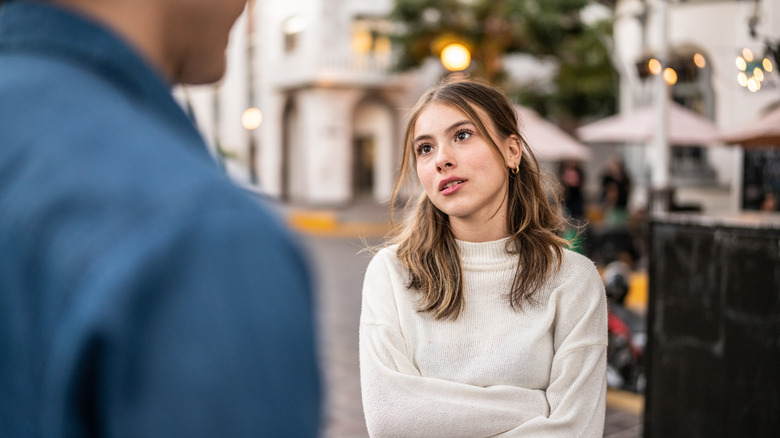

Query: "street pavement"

xmin=291 ymin=202 xmax=644 ymax=438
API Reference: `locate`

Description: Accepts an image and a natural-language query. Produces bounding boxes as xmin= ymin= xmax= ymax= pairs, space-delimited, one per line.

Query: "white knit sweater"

xmin=359 ymin=238 xmax=607 ymax=437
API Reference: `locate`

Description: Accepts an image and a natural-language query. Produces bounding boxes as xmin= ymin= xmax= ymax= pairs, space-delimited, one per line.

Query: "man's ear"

xmin=504 ymin=135 xmax=523 ymax=169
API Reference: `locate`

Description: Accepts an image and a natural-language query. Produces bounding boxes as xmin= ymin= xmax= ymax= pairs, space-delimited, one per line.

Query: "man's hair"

xmin=388 ymin=77 xmax=569 ymax=320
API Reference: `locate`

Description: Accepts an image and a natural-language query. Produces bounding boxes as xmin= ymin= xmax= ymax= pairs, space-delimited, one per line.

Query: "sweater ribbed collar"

xmin=455 ymin=237 xmax=517 ymax=270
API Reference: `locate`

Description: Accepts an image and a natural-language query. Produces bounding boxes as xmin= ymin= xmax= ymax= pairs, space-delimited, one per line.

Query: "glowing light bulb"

xmin=647 ymin=58 xmax=662 ymax=75
xmin=693 ymin=53 xmax=706 ymax=68
xmin=747 ymin=77 xmax=759 ymax=92
xmin=242 ymin=108 xmax=263 ymax=130
xmin=663 ymin=68 xmax=677 ymax=85
xmin=742 ymin=48 xmax=754 ymax=62
xmin=440 ymin=43 xmax=471 ymax=71
xmin=736 ymin=56 xmax=747 ymax=71
xmin=737 ymin=72 xmax=748 ymax=86
xmin=763 ymin=58 xmax=774 ymax=72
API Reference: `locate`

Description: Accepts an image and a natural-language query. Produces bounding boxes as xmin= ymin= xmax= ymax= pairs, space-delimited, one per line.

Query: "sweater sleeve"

xmin=497 ymin=254 xmax=608 ymax=437
xmin=359 ymin=251 xmax=550 ymax=438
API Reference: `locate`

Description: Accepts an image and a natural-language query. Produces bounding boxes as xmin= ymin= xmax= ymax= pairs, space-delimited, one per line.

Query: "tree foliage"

xmin=388 ymin=0 xmax=617 ymax=123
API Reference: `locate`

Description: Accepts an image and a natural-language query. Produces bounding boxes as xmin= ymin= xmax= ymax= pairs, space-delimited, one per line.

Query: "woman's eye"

xmin=455 ymin=129 xmax=473 ymax=142
xmin=416 ymin=144 xmax=433 ymax=155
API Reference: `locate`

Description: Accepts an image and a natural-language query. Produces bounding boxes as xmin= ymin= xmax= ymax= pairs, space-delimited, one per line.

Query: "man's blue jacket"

xmin=0 ymin=1 xmax=321 ymax=436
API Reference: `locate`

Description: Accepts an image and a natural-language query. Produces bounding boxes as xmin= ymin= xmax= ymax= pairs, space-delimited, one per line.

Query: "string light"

xmin=747 ymin=77 xmax=760 ymax=92
xmin=736 ymin=47 xmax=774 ymax=92
xmin=737 ymin=72 xmax=748 ymax=86
xmin=763 ymin=57 xmax=774 ymax=72
xmin=736 ymin=56 xmax=747 ymax=71
xmin=742 ymin=48 xmax=754 ymax=62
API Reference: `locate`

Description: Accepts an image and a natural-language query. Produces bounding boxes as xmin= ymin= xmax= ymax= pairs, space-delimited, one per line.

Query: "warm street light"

xmin=647 ymin=58 xmax=662 ymax=75
xmin=242 ymin=107 xmax=263 ymax=130
xmin=440 ymin=43 xmax=471 ymax=71
xmin=663 ymin=68 xmax=677 ymax=85
xmin=693 ymin=53 xmax=706 ymax=68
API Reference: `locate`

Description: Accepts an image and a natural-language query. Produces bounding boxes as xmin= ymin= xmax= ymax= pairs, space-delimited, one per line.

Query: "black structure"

xmin=645 ymin=213 xmax=780 ymax=438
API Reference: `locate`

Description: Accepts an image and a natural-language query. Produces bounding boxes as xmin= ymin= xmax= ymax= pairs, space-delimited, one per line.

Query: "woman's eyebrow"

xmin=447 ymin=120 xmax=473 ymax=133
xmin=413 ymin=120 xmax=473 ymax=144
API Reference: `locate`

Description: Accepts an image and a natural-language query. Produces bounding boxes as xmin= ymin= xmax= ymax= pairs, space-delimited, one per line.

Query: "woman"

xmin=359 ymin=78 xmax=607 ymax=437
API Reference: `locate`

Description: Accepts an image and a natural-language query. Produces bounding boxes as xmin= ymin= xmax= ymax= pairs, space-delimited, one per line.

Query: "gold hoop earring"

xmin=512 ymin=162 xmax=520 ymax=175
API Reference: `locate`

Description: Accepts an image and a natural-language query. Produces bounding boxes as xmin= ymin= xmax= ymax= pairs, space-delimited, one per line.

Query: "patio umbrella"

xmin=575 ymin=100 xmax=720 ymax=146
xmin=515 ymin=105 xmax=591 ymax=162
xmin=718 ymin=105 xmax=780 ymax=147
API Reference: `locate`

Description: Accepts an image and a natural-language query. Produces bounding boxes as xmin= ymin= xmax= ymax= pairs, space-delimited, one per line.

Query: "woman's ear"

xmin=504 ymin=135 xmax=523 ymax=169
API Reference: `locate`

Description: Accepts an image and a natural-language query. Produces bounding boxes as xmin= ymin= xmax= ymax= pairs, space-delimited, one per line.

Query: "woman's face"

xmin=412 ymin=102 xmax=520 ymax=237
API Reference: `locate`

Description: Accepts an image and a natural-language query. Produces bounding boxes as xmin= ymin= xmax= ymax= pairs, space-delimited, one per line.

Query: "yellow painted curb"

xmin=287 ymin=210 xmax=338 ymax=233
xmin=287 ymin=210 xmax=393 ymax=238
xmin=306 ymin=223 xmax=392 ymax=238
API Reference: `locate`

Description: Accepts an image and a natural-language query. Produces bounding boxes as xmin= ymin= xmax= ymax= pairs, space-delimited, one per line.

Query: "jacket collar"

xmin=0 ymin=0 xmax=206 ymax=149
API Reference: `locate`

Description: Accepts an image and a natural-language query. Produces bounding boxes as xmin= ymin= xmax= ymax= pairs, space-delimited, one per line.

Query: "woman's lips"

xmin=440 ymin=179 xmax=465 ymax=196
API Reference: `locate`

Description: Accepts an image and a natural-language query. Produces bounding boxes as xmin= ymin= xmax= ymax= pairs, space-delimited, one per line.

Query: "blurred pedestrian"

xmin=559 ymin=160 xmax=586 ymax=222
xmin=600 ymin=154 xmax=632 ymax=227
xmin=559 ymin=160 xmax=586 ymax=253
xmin=0 ymin=0 xmax=320 ymax=436
xmin=760 ymin=191 xmax=778 ymax=212
xmin=359 ymin=78 xmax=607 ymax=437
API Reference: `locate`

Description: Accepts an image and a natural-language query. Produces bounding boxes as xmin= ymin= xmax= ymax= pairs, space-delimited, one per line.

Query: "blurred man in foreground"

xmin=0 ymin=0 xmax=321 ymax=436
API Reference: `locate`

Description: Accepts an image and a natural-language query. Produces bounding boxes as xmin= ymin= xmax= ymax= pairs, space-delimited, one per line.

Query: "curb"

xmin=287 ymin=210 xmax=392 ymax=238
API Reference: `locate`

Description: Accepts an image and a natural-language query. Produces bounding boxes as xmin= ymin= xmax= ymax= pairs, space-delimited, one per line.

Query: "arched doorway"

xmin=353 ymin=135 xmax=375 ymax=198
xmin=352 ymin=97 xmax=396 ymax=202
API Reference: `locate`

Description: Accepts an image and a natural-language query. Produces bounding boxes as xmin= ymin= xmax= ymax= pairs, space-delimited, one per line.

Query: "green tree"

xmin=388 ymin=0 xmax=616 ymax=124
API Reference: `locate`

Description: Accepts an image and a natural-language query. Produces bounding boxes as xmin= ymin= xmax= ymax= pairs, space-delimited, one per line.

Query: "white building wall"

xmin=220 ymin=12 xmax=251 ymax=185
xmin=254 ymin=0 xmax=413 ymax=205
xmin=298 ymin=87 xmax=363 ymax=204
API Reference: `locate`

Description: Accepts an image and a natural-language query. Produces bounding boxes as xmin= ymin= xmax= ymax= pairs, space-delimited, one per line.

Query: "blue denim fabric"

xmin=0 ymin=2 xmax=321 ymax=436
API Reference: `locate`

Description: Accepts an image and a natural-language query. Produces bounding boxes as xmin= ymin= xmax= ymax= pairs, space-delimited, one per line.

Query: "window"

xmin=352 ymin=17 xmax=392 ymax=58
xmin=667 ymin=48 xmax=718 ymax=184
xmin=282 ymin=15 xmax=306 ymax=53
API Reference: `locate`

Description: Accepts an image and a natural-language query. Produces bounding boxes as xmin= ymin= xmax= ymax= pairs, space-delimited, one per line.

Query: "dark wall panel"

xmin=645 ymin=215 xmax=780 ymax=438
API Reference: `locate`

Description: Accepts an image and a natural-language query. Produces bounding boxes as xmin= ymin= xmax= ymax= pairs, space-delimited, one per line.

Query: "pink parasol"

xmin=515 ymin=105 xmax=591 ymax=162
xmin=575 ymin=100 xmax=720 ymax=146
xmin=718 ymin=104 xmax=780 ymax=147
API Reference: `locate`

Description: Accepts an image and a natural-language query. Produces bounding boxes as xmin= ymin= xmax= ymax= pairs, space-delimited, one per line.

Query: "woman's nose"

xmin=435 ymin=146 xmax=455 ymax=172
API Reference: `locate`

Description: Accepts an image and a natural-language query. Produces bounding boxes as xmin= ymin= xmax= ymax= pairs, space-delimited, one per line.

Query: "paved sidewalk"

xmin=293 ymin=201 xmax=644 ymax=438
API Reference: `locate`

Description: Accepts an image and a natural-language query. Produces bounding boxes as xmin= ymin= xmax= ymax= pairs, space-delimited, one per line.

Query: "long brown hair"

xmin=388 ymin=77 xmax=570 ymax=320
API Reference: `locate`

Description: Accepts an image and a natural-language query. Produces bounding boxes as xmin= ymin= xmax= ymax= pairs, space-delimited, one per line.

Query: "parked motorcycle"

xmin=603 ymin=261 xmax=646 ymax=393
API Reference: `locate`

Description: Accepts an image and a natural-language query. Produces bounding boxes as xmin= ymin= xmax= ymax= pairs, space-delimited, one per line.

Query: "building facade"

xmin=610 ymin=0 xmax=779 ymax=212
xmin=182 ymin=0 xmax=436 ymax=206
xmin=182 ymin=0 xmax=779 ymax=212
